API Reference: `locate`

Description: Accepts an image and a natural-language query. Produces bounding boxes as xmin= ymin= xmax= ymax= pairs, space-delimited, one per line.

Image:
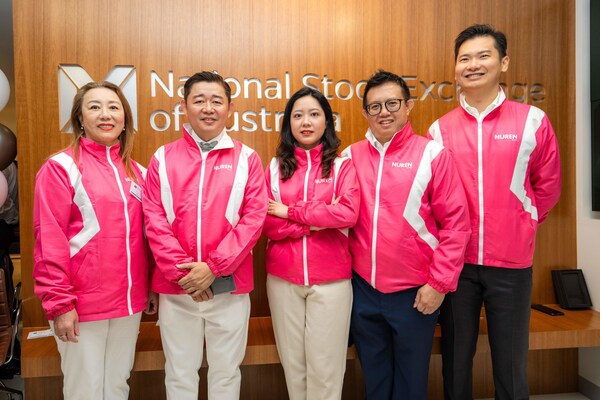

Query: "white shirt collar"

xmin=460 ymin=87 xmax=506 ymax=119
xmin=365 ymin=129 xmax=396 ymax=153
xmin=184 ymin=123 xmax=233 ymax=150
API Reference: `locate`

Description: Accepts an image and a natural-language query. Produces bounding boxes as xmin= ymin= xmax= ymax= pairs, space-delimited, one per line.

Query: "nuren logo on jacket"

xmin=315 ymin=178 xmax=333 ymax=184
xmin=494 ymin=133 xmax=518 ymax=141
xmin=58 ymin=65 xmax=137 ymax=133
xmin=214 ymin=164 xmax=233 ymax=171
xmin=391 ymin=161 xmax=413 ymax=168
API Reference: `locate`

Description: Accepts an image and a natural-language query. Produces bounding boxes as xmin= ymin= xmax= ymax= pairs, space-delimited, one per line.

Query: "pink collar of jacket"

xmin=365 ymin=122 xmax=415 ymax=152
xmin=293 ymin=143 xmax=324 ymax=165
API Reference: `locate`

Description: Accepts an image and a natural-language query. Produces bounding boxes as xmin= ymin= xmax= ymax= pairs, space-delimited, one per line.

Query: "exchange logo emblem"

xmin=57 ymin=65 xmax=137 ymax=133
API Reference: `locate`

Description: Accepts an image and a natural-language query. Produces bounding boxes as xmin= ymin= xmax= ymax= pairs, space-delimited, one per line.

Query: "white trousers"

xmin=158 ymin=293 xmax=250 ymax=400
xmin=267 ymin=274 xmax=353 ymax=400
xmin=51 ymin=312 xmax=142 ymax=400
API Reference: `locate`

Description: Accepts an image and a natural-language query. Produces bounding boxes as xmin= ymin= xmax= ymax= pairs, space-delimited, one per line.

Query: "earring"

xmin=122 ymin=127 xmax=126 ymax=132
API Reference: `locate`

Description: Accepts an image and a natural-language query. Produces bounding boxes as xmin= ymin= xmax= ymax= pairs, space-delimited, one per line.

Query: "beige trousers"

xmin=158 ymin=292 xmax=250 ymax=400
xmin=267 ymin=274 xmax=352 ymax=400
xmin=52 ymin=312 xmax=142 ymax=400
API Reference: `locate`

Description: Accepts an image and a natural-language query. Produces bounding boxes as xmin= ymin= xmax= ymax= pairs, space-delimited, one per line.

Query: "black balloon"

xmin=0 ymin=123 xmax=17 ymax=170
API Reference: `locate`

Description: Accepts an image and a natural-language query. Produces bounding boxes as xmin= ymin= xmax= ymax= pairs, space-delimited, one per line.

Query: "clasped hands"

xmin=177 ymin=261 xmax=216 ymax=302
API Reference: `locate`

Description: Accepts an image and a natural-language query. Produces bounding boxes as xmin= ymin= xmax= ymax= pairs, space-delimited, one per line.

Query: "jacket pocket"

xmin=71 ymin=245 xmax=100 ymax=291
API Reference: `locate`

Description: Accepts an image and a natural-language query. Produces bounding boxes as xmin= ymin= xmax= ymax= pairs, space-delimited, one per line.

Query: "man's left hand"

xmin=413 ymin=284 xmax=445 ymax=315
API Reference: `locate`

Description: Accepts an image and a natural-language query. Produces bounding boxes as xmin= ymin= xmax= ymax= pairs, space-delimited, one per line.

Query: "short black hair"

xmin=362 ymin=70 xmax=410 ymax=109
xmin=183 ymin=71 xmax=232 ymax=103
xmin=454 ymin=24 xmax=507 ymax=60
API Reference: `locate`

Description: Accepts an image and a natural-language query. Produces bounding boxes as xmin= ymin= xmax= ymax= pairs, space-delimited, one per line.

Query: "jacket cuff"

xmin=47 ymin=303 xmax=76 ymax=320
xmin=427 ymin=277 xmax=450 ymax=294
xmin=172 ymin=257 xmax=196 ymax=283
xmin=287 ymin=205 xmax=298 ymax=222
xmin=207 ymin=258 xmax=222 ymax=278
xmin=302 ymin=225 xmax=311 ymax=236
xmin=173 ymin=268 xmax=189 ymax=282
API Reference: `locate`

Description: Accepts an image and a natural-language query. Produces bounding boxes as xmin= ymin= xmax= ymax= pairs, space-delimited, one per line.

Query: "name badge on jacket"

xmin=130 ymin=182 xmax=142 ymax=202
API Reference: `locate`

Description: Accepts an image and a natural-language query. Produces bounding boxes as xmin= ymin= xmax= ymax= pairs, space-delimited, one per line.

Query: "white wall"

xmin=576 ymin=0 xmax=600 ymax=388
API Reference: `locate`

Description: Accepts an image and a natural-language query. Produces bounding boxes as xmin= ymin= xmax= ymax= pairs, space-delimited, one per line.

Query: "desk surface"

xmin=22 ymin=306 xmax=600 ymax=378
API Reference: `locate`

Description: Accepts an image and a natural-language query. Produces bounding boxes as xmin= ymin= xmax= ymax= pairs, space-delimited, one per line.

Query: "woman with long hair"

xmin=264 ymin=87 xmax=360 ymax=400
xmin=33 ymin=81 xmax=157 ymax=400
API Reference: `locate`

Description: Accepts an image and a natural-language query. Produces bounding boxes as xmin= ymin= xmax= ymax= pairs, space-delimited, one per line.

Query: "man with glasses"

xmin=342 ymin=70 xmax=470 ymax=399
xmin=428 ymin=25 xmax=561 ymax=400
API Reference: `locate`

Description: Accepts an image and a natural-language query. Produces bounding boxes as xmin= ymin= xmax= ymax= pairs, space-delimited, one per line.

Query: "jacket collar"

xmin=365 ymin=122 xmax=414 ymax=153
xmin=459 ymin=87 xmax=506 ymax=120
xmin=294 ymin=143 xmax=323 ymax=165
xmin=182 ymin=123 xmax=234 ymax=151
xmin=79 ymin=136 xmax=121 ymax=160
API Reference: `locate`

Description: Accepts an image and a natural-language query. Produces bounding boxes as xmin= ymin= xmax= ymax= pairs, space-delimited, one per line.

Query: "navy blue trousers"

xmin=439 ymin=264 xmax=532 ymax=400
xmin=350 ymin=272 xmax=439 ymax=400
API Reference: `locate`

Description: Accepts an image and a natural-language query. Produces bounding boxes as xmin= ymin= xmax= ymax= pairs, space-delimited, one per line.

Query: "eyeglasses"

xmin=365 ymin=98 xmax=406 ymax=116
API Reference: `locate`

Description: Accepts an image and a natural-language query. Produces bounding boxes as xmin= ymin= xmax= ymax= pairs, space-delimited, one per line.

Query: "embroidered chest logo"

xmin=391 ymin=161 xmax=413 ymax=168
xmin=494 ymin=133 xmax=518 ymax=141
xmin=314 ymin=178 xmax=333 ymax=184
xmin=214 ymin=164 xmax=233 ymax=171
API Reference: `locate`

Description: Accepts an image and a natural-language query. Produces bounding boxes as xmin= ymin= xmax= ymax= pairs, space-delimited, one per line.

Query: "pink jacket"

xmin=143 ymin=124 xmax=268 ymax=294
xmin=33 ymin=138 xmax=149 ymax=322
xmin=343 ymin=123 xmax=471 ymax=294
xmin=428 ymin=90 xmax=561 ymax=269
xmin=264 ymin=144 xmax=360 ymax=285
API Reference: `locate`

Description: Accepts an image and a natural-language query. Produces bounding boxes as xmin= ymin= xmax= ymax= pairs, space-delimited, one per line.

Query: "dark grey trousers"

xmin=439 ymin=264 xmax=532 ymax=400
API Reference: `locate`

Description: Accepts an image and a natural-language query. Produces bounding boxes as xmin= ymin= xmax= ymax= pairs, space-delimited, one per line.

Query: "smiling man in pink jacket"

xmin=143 ymin=71 xmax=267 ymax=400
xmin=344 ymin=70 xmax=471 ymax=400
xmin=428 ymin=25 xmax=562 ymax=400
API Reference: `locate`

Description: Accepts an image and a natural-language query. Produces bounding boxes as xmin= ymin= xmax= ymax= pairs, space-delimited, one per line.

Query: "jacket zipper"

xmin=371 ymin=150 xmax=385 ymax=288
xmin=477 ymin=117 xmax=484 ymax=265
xmin=106 ymin=147 xmax=133 ymax=315
xmin=302 ymin=150 xmax=312 ymax=286
xmin=197 ymin=147 xmax=208 ymax=262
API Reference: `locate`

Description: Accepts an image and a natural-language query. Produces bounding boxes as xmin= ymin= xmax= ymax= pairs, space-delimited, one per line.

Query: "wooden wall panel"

xmin=13 ymin=0 xmax=576 ymax=396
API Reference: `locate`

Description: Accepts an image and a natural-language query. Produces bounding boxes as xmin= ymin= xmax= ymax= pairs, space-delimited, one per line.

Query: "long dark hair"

xmin=276 ymin=87 xmax=340 ymax=180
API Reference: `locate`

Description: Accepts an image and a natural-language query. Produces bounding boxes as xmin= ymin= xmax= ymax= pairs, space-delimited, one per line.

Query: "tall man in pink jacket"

xmin=143 ymin=71 xmax=268 ymax=400
xmin=428 ymin=25 xmax=562 ymax=400
xmin=344 ymin=70 xmax=471 ymax=399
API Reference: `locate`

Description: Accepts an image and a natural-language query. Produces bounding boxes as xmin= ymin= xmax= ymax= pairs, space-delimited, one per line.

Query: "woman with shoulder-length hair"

xmin=33 ymin=81 xmax=157 ymax=400
xmin=264 ymin=87 xmax=360 ymax=400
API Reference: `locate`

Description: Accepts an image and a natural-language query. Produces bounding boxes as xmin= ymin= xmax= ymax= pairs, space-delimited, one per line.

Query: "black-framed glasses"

xmin=365 ymin=98 xmax=406 ymax=116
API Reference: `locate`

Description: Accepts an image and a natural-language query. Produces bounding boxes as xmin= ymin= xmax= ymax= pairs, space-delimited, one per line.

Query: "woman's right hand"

xmin=267 ymin=199 xmax=289 ymax=219
xmin=54 ymin=309 xmax=80 ymax=343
